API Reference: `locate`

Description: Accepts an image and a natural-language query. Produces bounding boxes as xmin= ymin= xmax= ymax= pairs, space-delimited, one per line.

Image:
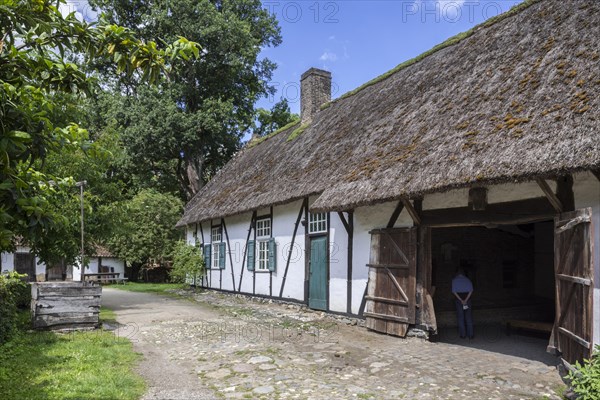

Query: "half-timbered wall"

xmin=186 ymin=171 xmax=600 ymax=327
xmin=190 ymin=200 xmax=309 ymax=303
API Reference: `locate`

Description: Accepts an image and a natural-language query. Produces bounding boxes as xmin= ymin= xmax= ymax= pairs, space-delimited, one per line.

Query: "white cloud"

xmin=59 ymin=1 xmax=98 ymax=22
xmin=320 ymin=51 xmax=338 ymax=62
xmin=328 ymin=36 xmax=336 ymax=41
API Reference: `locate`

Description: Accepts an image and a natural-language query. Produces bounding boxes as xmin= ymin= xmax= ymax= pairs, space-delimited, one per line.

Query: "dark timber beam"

xmin=279 ymin=200 xmax=306 ymax=298
xmin=556 ymin=175 xmax=575 ymax=212
xmin=346 ymin=211 xmax=354 ymax=315
xmin=536 ymin=178 xmax=563 ymax=213
xmin=402 ymin=198 xmax=421 ymax=225
xmin=386 ymin=201 xmax=404 ymax=228
xmin=237 ymin=211 xmax=256 ymax=292
xmin=468 ymin=187 xmax=488 ymax=211
xmin=421 ymin=197 xmax=556 ymax=227
xmin=338 ymin=212 xmax=350 ymax=234
xmin=222 ymin=219 xmax=236 ymax=292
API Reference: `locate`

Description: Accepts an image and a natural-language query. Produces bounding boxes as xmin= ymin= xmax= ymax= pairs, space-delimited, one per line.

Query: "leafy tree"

xmin=170 ymin=241 xmax=205 ymax=285
xmin=32 ymin=128 xmax=127 ymax=265
xmin=0 ymin=0 xmax=197 ymax=252
xmin=104 ymin=189 xmax=183 ymax=275
xmin=90 ymin=0 xmax=283 ymax=199
xmin=252 ymin=99 xmax=298 ymax=138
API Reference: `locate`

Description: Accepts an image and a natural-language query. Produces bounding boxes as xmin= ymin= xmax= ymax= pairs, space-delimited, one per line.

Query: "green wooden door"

xmin=309 ymin=236 xmax=328 ymax=310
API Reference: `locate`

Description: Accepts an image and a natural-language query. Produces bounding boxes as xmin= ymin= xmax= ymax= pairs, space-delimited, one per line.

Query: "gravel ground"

xmin=102 ymin=287 xmax=566 ymax=400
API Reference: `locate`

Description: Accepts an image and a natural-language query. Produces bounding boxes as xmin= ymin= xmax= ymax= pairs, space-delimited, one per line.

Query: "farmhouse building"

xmin=177 ymin=0 xmax=600 ymax=366
xmin=1 ymin=244 xmax=125 ymax=283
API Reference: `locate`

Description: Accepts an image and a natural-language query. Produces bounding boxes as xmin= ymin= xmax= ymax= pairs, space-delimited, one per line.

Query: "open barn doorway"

xmin=429 ymin=222 xmax=557 ymax=364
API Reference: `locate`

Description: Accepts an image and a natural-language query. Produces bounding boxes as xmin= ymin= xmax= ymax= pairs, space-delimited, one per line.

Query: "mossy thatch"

xmin=178 ymin=0 xmax=600 ymax=226
xmin=246 ymin=119 xmax=300 ymax=148
xmin=286 ymin=123 xmax=310 ymax=142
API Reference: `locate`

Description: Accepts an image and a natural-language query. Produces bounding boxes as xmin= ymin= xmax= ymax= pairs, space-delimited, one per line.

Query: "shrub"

xmin=0 ymin=272 xmax=31 ymax=344
xmin=568 ymin=345 xmax=600 ymax=399
xmin=170 ymin=241 xmax=205 ymax=286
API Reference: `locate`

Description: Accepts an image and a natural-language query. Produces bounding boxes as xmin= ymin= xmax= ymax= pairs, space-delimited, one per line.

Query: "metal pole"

xmin=76 ymin=181 xmax=87 ymax=282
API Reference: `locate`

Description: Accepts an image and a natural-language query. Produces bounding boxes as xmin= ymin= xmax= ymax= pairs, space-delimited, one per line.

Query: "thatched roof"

xmin=178 ymin=0 xmax=600 ymax=226
xmin=92 ymin=244 xmax=115 ymax=258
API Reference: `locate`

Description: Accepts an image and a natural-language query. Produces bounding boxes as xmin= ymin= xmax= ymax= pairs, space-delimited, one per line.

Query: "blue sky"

xmin=65 ymin=0 xmax=525 ymax=114
xmin=258 ymin=0 xmax=525 ymax=114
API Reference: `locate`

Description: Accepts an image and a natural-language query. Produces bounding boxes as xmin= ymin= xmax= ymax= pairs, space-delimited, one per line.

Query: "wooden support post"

xmin=303 ymin=199 xmax=310 ymax=305
xmin=556 ymin=175 xmax=575 ymax=212
xmin=347 ymin=211 xmax=354 ymax=314
xmin=536 ymin=178 xmax=563 ymax=213
xmin=468 ymin=187 xmax=488 ymax=211
xmin=402 ymin=198 xmax=422 ymax=225
xmin=387 ymin=201 xmax=405 ymax=228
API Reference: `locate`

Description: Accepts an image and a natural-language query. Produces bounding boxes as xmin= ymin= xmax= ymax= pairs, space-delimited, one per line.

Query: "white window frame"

xmin=211 ymin=226 xmax=222 ymax=269
xmin=255 ymin=218 xmax=271 ymax=271
xmin=309 ymin=212 xmax=327 ymax=234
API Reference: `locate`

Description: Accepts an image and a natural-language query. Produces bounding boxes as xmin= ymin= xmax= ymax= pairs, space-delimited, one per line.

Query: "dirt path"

xmin=102 ymin=288 xmax=565 ymax=400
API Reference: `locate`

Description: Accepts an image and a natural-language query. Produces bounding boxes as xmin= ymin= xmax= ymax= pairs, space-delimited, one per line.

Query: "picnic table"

xmin=82 ymin=272 xmax=128 ymax=285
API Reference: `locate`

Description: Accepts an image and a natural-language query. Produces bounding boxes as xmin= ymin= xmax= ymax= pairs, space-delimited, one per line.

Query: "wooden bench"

xmin=506 ymin=319 xmax=553 ymax=336
xmin=83 ymin=272 xmax=121 ymax=285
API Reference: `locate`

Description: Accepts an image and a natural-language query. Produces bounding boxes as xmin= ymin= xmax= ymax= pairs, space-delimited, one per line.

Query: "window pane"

xmin=256 ymin=240 xmax=270 ymax=270
xmin=256 ymin=218 xmax=271 ymax=238
xmin=212 ymin=243 xmax=220 ymax=268
xmin=211 ymin=227 xmax=221 ymax=242
xmin=309 ymin=212 xmax=327 ymax=233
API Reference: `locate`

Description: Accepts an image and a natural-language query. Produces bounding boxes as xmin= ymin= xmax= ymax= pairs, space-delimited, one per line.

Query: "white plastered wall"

xmin=327 ymin=211 xmax=349 ymax=313
xmin=1 ymin=246 xmax=46 ymax=281
xmin=198 ymin=200 xmax=307 ymax=302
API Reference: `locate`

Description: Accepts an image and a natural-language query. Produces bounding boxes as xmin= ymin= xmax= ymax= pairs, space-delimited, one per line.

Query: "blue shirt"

xmin=452 ymin=274 xmax=473 ymax=293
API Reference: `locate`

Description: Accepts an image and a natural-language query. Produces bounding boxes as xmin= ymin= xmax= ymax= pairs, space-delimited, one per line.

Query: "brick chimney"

xmin=301 ymin=68 xmax=332 ymax=124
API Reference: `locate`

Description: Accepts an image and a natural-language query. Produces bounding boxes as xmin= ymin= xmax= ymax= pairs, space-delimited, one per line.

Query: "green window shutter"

xmin=218 ymin=242 xmax=226 ymax=269
xmin=247 ymin=240 xmax=255 ymax=271
xmin=203 ymin=244 xmax=211 ymax=269
xmin=268 ymin=238 xmax=276 ymax=272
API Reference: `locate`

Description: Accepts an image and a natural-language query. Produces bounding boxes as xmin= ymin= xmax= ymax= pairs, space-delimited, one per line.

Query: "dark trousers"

xmin=454 ymin=297 xmax=473 ymax=338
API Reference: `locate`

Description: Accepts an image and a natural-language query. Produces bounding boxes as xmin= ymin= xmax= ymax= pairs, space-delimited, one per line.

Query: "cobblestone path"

xmin=103 ymin=288 xmax=565 ymax=400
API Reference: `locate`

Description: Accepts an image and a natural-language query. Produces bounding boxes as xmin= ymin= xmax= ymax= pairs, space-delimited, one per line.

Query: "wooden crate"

xmin=31 ymin=282 xmax=102 ymax=331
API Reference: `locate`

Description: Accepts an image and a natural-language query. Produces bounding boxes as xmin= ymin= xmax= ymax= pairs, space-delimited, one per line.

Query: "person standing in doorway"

xmin=452 ymin=268 xmax=474 ymax=339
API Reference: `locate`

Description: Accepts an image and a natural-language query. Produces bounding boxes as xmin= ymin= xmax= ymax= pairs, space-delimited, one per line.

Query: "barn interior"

xmin=429 ymin=221 xmax=557 ymax=363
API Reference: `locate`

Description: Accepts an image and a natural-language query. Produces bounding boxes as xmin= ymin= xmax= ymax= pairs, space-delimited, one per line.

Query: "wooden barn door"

xmin=365 ymin=228 xmax=417 ymax=337
xmin=550 ymin=208 xmax=595 ymax=365
xmin=15 ymin=253 xmax=36 ymax=282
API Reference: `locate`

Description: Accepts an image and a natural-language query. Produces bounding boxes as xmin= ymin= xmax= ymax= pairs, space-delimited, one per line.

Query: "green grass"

xmin=100 ymin=306 xmax=118 ymax=324
xmin=111 ymin=282 xmax=185 ymax=295
xmin=0 ymin=315 xmax=145 ymax=400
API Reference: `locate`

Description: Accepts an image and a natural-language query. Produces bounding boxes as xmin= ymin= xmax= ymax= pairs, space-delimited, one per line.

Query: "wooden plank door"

xmin=365 ymin=228 xmax=417 ymax=337
xmin=550 ymin=208 xmax=594 ymax=366
xmin=15 ymin=253 xmax=36 ymax=282
xmin=309 ymin=236 xmax=328 ymax=311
